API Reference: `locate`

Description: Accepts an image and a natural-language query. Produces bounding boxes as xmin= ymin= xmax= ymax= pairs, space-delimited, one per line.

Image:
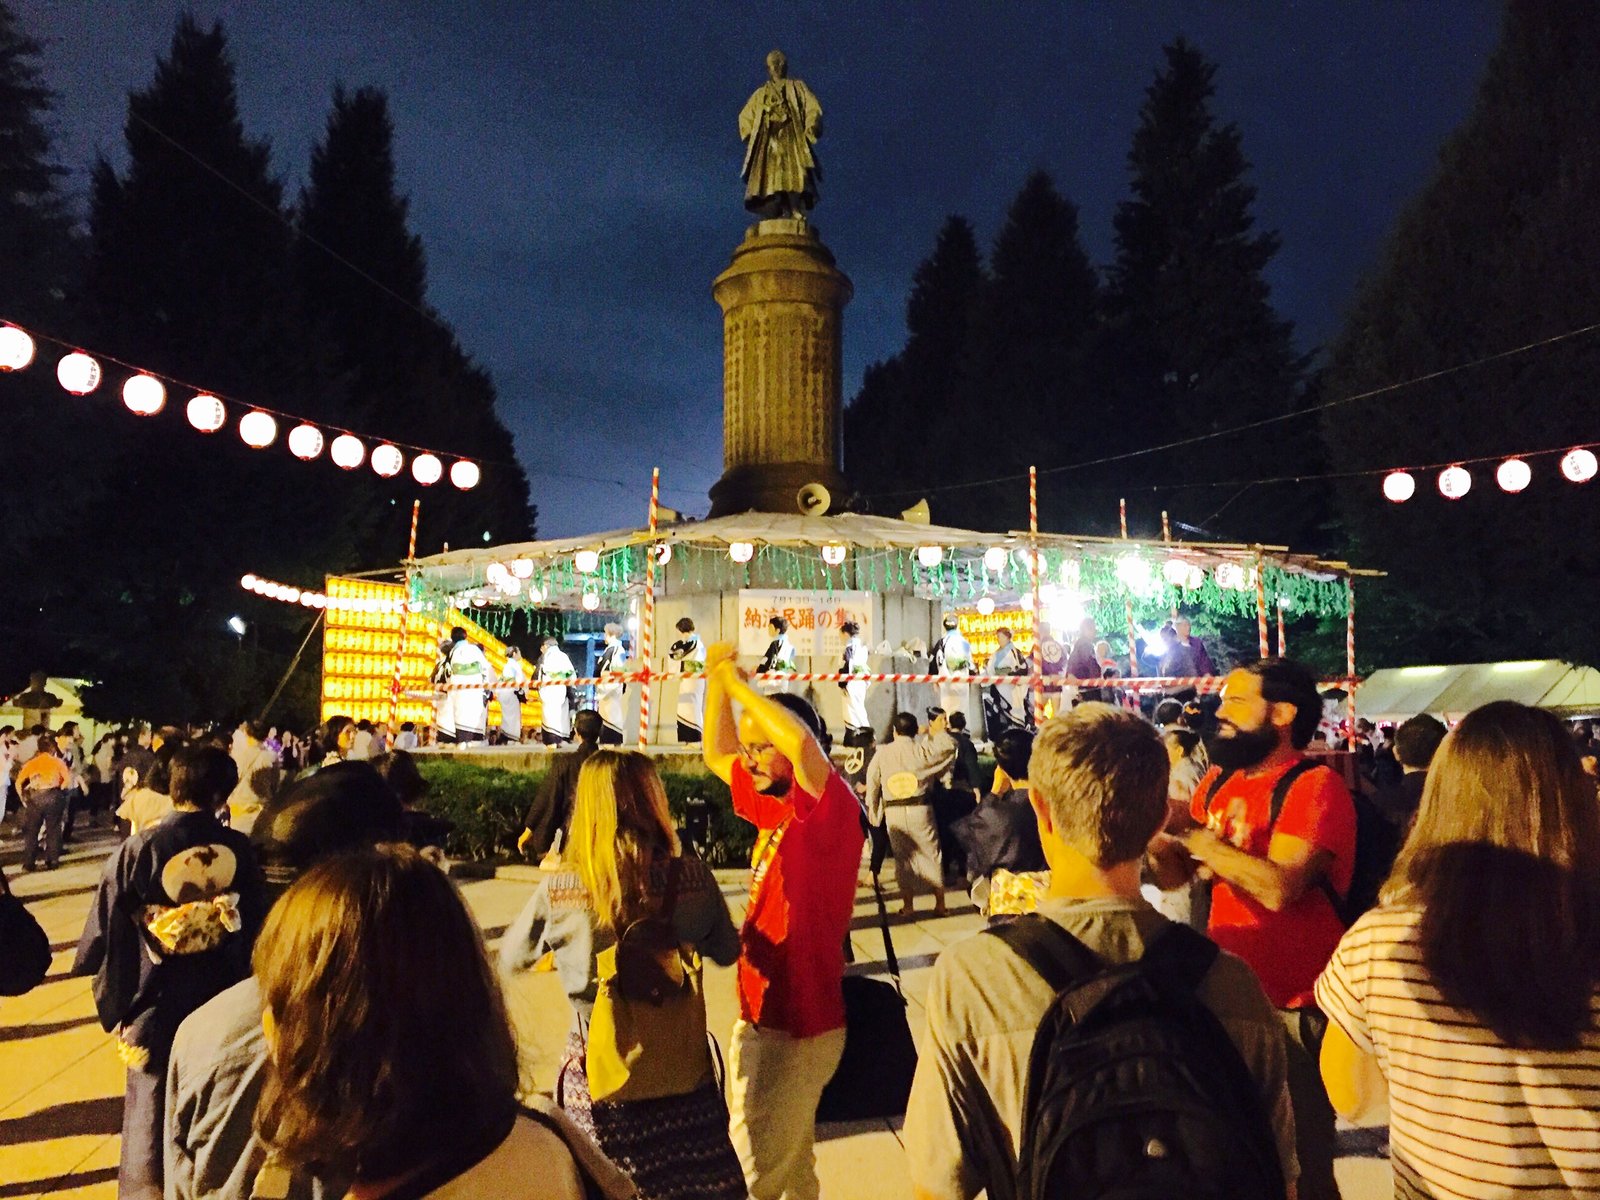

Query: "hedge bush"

xmin=414 ymin=757 xmax=757 ymax=867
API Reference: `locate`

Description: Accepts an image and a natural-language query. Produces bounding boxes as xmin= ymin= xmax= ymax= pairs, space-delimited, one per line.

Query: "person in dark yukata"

xmin=74 ymin=744 xmax=265 ymax=1200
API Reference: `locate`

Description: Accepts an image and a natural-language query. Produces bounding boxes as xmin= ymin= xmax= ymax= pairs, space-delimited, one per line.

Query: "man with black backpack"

xmin=1162 ymin=658 xmax=1357 ymax=1200
xmin=904 ymin=703 xmax=1297 ymax=1200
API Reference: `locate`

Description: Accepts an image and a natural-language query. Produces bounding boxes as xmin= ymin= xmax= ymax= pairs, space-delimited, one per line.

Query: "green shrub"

xmin=414 ymin=757 xmax=757 ymax=868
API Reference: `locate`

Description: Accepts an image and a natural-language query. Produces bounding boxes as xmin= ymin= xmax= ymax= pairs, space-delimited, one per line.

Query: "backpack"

xmin=1200 ymin=758 xmax=1393 ymax=925
xmin=991 ymin=916 xmax=1285 ymax=1200
xmin=582 ymin=858 xmax=712 ymax=1103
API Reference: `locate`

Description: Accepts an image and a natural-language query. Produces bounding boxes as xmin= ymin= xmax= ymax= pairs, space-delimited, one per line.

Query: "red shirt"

xmin=1191 ymin=756 xmax=1356 ymax=1009
xmin=731 ymin=758 xmax=864 ymax=1037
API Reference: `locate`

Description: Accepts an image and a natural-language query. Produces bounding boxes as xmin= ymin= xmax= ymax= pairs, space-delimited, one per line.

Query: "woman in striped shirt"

xmin=1316 ymin=700 xmax=1600 ymax=1198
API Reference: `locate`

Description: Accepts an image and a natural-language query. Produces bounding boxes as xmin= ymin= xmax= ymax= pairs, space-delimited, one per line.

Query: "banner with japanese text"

xmin=737 ymin=590 xmax=873 ymax=658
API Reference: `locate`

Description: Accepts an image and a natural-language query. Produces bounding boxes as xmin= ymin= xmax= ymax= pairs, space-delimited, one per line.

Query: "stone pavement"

xmin=0 ymin=832 xmax=1392 ymax=1198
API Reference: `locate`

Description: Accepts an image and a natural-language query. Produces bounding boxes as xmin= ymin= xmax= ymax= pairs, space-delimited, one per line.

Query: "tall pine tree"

xmin=1321 ymin=0 xmax=1600 ymax=667
xmin=1103 ymin=39 xmax=1309 ymax=544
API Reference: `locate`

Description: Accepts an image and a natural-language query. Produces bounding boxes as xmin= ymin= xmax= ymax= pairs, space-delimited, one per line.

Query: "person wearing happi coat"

xmin=838 ymin=620 xmax=873 ymax=747
xmin=430 ymin=636 xmax=457 ymax=744
xmin=669 ymin=617 xmax=707 ymax=743
xmin=537 ymin=637 xmax=577 ymax=745
xmin=756 ymin=615 xmax=796 ymax=694
xmin=594 ymin=624 xmax=629 ymax=745
xmin=930 ymin=614 xmax=972 ymax=723
xmin=495 ymin=646 xmax=529 ymax=742
xmin=446 ymin=627 xmax=491 ymax=744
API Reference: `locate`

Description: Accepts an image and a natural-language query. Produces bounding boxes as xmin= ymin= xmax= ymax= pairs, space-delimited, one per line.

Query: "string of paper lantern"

xmin=1381 ymin=443 xmax=1599 ymax=503
xmin=241 ymin=573 xmax=414 ymax=614
xmin=0 ymin=318 xmax=480 ymax=490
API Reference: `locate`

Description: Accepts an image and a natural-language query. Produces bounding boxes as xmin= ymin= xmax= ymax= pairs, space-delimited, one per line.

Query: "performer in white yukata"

xmin=494 ymin=646 xmax=529 ymax=742
xmin=756 ymin=615 xmax=797 ymax=693
xmin=930 ymin=613 xmax=972 ymax=723
xmin=668 ymin=616 xmax=706 ymax=743
xmin=988 ymin=625 xmax=1032 ymax=734
xmin=447 ymin=627 xmax=491 ymax=744
xmin=594 ymin=623 xmax=629 ymax=745
xmin=536 ymin=636 xmax=576 ymax=745
xmin=839 ymin=620 xmax=873 ymax=746
xmin=430 ymin=636 xmax=456 ymax=743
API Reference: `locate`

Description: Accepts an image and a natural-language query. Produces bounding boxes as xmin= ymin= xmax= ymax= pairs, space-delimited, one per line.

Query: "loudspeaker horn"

xmin=901 ymin=498 xmax=931 ymax=524
xmin=797 ymin=482 xmax=832 ymax=516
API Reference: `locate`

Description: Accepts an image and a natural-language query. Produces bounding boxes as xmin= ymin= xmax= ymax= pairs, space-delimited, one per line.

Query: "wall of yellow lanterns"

xmin=958 ymin=609 xmax=1037 ymax=665
xmin=320 ymin=576 xmax=537 ymax=731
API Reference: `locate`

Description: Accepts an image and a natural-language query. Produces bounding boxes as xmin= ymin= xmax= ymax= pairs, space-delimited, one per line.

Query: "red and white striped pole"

xmin=1030 ymin=466 xmax=1045 ymax=725
xmin=1277 ymin=601 xmax=1288 ymax=659
xmin=1120 ymin=499 xmax=1137 ymax=675
xmin=1162 ymin=509 xmax=1177 ymax=622
xmin=388 ymin=499 xmax=421 ymax=731
xmin=1254 ymin=551 xmax=1270 ymax=660
xmin=638 ymin=468 xmax=660 ymax=746
xmin=1346 ymin=578 xmax=1357 ymax=740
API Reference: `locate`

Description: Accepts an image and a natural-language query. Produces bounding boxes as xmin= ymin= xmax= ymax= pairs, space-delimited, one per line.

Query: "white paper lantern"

xmin=976 ymin=596 xmax=995 ymax=615
xmin=1561 ymin=448 xmax=1598 ymax=484
xmin=1438 ymin=465 xmax=1472 ymax=500
xmin=1162 ymin=559 xmax=1190 ymax=587
xmin=729 ymin=541 xmax=755 ymax=563
xmin=1382 ymin=470 xmax=1416 ymax=503
xmin=651 ymin=542 xmax=672 ymax=565
xmin=239 ymin=410 xmax=278 ymax=449
xmin=821 ymin=543 xmax=847 ymax=566
xmin=411 ymin=453 xmax=443 ymax=485
xmin=510 ymin=558 xmax=535 ymax=579
xmin=57 ymin=352 xmax=101 ymax=395
xmin=308 ymin=593 xmax=326 ymax=609
xmin=582 ymin=591 xmax=600 ymax=611
xmin=574 ymin=548 xmax=600 ymax=573
xmin=526 ymin=584 xmax=546 ymax=603
xmin=450 ymin=460 xmax=481 ymax=490
xmin=186 ymin=394 xmax=226 ymax=433
xmin=121 ymin=374 xmax=166 ymax=416
xmin=1496 ymin=458 xmax=1531 ymax=494
xmin=240 ymin=574 xmax=257 ymax=590
xmin=288 ymin=424 xmax=324 ymax=460
xmin=983 ymin=546 xmax=1008 ymax=573
xmin=1215 ymin=562 xmax=1247 ymax=590
xmin=284 ymin=587 xmax=301 ymax=604
xmin=1059 ymin=558 xmax=1081 ymax=589
xmin=330 ymin=434 xmax=365 ymax=469
xmin=299 ymin=592 xmax=317 ymax=606
xmin=1019 ymin=591 xmax=1035 ymax=612
xmin=915 ymin=545 xmax=943 ymax=568
xmin=0 ymin=326 xmax=35 ymax=371
xmin=1116 ymin=554 xmax=1150 ymax=592
xmin=371 ymin=444 xmax=403 ymax=478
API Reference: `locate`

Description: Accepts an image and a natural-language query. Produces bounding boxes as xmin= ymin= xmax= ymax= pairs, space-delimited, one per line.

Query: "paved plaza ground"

xmin=1 ymin=830 xmax=1392 ymax=1199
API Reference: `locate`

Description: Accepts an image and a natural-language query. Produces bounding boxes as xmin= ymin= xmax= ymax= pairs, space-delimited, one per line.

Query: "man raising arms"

xmin=703 ymin=640 xmax=864 ymax=1200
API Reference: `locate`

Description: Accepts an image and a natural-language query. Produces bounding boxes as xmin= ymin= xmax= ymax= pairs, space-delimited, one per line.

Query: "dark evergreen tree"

xmin=296 ymin=84 xmax=533 ymax=555
xmin=1322 ymin=0 xmax=1600 ymax=667
xmin=843 ymin=215 xmax=982 ymax=507
xmin=1103 ymin=39 xmax=1310 ymax=544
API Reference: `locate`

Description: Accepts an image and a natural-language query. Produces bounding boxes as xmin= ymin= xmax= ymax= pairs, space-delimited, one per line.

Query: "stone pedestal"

xmin=709 ymin=219 xmax=852 ymax=516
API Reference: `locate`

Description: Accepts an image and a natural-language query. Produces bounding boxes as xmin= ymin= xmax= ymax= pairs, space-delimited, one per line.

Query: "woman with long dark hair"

xmin=1317 ymin=701 xmax=1600 ymax=1197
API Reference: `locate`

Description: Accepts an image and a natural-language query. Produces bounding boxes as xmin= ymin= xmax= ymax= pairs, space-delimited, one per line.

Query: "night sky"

xmin=29 ymin=1 xmax=1499 ymax=537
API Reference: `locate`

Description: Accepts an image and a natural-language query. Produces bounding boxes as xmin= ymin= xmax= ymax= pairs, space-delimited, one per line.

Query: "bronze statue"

xmin=739 ymin=50 xmax=822 ymax=220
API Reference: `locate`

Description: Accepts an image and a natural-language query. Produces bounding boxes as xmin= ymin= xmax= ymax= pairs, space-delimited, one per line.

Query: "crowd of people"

xmin=4 ymin=647 xmax=1600 ymax=1199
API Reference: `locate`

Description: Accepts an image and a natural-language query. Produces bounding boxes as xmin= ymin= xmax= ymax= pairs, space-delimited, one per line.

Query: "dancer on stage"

xmin=839 ymin=620 xmax=873 ymax=746
xmin=536 ymin=636 xmax=577 ymax=745
xmin=984 ymin=625 xmax=1032 ymax=738
xmin=430 ymin=636 xmax=456 ymax=744
xmin=756 ymin=615 xmax=796 ymax=693
xmin=930 ymin=614 xmax=971 ymax=722
xmin=495 ymin=646 xmax=529 ymax=743
xmin=669 ymin=617 xmax=707 ymax=743
xmin=595 ymin=623 xmax=629 ymax=744
xmin=447 ymin=628 xmax=491 ymax=744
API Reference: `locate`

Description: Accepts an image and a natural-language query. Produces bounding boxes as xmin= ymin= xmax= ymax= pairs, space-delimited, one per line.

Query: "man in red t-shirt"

xmin=704 ymin=640 xmax=864 ymax=1200
xmin=1152 ymin=657 xmax=1355 ymax=1200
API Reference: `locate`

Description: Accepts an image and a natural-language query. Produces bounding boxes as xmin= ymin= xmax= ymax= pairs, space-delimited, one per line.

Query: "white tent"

xmin=1354 ymin=661 xmax=1600 ymax=723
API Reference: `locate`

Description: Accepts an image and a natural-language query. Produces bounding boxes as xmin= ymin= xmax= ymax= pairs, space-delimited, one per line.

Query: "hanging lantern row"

xmin=1383 ymin=448 xmax=1597 ymax=503
xmin=0 ymin=328 xmax=480 ymax=490
xmin=241 ymin=573 xmax=415 ymax=613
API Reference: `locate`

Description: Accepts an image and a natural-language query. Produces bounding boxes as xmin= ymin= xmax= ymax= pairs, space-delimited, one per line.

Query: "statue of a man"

xmin=739 ymin=50 xmax=822 ymax=221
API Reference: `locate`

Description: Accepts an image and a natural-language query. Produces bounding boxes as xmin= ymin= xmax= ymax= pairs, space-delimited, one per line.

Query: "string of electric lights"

xmin=0 ymin=318 xmax=482 ymax=490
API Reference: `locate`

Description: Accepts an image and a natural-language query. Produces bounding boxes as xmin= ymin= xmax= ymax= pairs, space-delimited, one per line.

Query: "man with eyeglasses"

xmin=704 ymin=641 xmax=864 ymax=1200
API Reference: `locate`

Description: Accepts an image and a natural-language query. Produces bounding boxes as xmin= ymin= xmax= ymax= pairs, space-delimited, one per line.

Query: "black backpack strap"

xmin=1201 ymin=767 xmax=1235 ymax=811
xmin=1266 ymin=759 xmax=1349 ymax=923
xmin=1137 ymin=922 xmax=1220 ymax=996
xmin=985 ymin=913 xmax=1102 ymax=996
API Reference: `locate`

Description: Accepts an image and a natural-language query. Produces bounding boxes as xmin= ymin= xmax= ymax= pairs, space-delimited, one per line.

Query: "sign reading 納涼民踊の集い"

xmin=737 ymin=590 xmax=872 ymax=659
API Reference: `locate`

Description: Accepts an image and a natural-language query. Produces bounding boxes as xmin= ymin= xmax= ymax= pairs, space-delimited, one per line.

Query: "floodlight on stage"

xmin=1561 ymin=448 xmax=1597 ymax=484
xmin=1438 ymin=465 xmax=1472 ymax=500
xmin=239 ymin=410 xmax=278 ymax=449
xmin=1496 ymin=458 xmax=1531 ymax=493
xmin=57 ymin=352 xmax=101 ymax=395
xmin=1381 ymin=470 xmax=1415 ymax=503
xmin=0 ymin=326 xmax=35 ymax=371
xmin=411 ymin=453 xmax=443 ymax=486
xmin=122 ymin=374 xmax=166 ymax=416
xmin=187 ymin=394 xmax=226 ymax=433
xmin=288 ymin=424 xmax=324 ymax=460
xmin=331 ymin=434 xmax=365 ymax=470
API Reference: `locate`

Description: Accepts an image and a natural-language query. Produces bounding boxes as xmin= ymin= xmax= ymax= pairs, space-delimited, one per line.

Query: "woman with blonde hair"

xmin=501 ymin=750 xmax=744 ymax=1200
xmin=1317 ymin=701 xmax=1600 ymax=1198
xmin=254 ymin=844 xmax=631 ymax=1199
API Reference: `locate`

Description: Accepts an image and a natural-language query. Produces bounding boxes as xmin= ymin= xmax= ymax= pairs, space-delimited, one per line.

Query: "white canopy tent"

xmin=1354 ymin=661 xmax=1600 ymax=724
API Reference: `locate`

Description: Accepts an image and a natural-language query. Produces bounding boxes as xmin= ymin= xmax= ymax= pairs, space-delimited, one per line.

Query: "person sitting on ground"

xmin=951 ymin=726 xmax=1045 ymax=917
xmin=77 ymin=746 xmax=266 ymax=1200
xmin=252 ymin=844 xmax=634 ymax=1200
xmin=164 ymin=762 xmax=407 ymax=1200
xmin=501 ymin=750 xmax=744 ymax=1200
xmin=1368 ymin=712 xmax=1445 ymax=831
xmin=1318 ymin=700 xmax=1600 ymax=1198
xmin=702 ymin=642 xmax=864 ymax=1200
xmin=518 ymin=708 xmax=604 ymax=861
xmin=904 ymin=704 xmax=1297 ymax=1200
xmin=866 ymin=710 xmax=958 ymax=917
